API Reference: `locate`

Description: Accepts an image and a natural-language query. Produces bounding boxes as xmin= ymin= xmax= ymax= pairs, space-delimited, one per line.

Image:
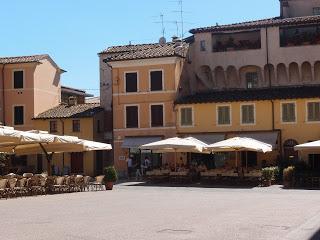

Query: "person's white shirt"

xmin=127 ymin=157 xmax=133 ymax=167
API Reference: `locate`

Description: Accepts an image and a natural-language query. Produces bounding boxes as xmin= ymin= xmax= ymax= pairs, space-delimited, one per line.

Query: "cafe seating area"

xmin=0 ymin=173 xmax=106 ymax=200
xmin=144 ymin=166 xmax=263 ymax=186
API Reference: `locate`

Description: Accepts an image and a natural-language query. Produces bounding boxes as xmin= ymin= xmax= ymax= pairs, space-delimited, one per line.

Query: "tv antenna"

xmin=153 ymin=13 xmax=166 ymax=38
xmin=172 ymin=0 xmax=185 ymax=39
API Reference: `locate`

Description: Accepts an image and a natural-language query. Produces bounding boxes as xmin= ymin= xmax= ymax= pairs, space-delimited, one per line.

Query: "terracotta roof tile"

xmin=0 ymin=54 xmax=49 ymax=64
xmin=34 ymin=103 xmax=103 ymax=119
xmin=190 ymin=15 xmax=320 ymax=34
xmin=100 ymin=42 xmax=189 ymax=62
xmin=175 ymin=85 xmax=320 ymax=104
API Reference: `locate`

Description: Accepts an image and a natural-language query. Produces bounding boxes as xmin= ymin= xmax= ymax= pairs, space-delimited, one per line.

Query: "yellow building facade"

xmin=31 ymin=103 xmax=107 ymax=176
xmin=175 ymin=87 xmax=320 ymax=168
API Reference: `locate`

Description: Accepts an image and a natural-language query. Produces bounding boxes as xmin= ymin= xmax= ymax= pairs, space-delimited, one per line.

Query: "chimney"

xmin=68 ymin=96 xmax=77 ymax=106
xmin=159 ymin=36 xmax=166 ymax=45
xmin=280 ymin=0 xmax=289 ymax=18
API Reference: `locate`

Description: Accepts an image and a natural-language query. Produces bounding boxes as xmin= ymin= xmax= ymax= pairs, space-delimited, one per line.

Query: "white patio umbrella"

xmin=140 ymin=137 xmax=208 ymax=169
xmin=0 ymin=129 xmax=112 ymax=175
xmin=205 ymin=137 xmax=272 ymax=168
xmin=294 ymin=140 xmax=320 ymax=151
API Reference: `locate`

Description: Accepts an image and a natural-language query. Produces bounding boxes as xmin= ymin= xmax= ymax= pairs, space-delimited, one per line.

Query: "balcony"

xmin=212 ymin=30 xmax=261 ymax=52
xmin=280 ymin=25 xmax=320 ymax=47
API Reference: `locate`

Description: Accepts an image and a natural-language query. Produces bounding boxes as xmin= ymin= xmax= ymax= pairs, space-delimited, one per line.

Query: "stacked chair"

xmin=0 ymin=173 xmax=104 ymax=200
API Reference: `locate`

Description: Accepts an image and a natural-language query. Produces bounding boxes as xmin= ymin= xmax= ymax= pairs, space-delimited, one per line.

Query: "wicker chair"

xmin=75 ymin=176 xmax=84 ymax=192
xmin=52 ymin=176 xmax=66 ymax=193
xmin=91 ymin=175 xmax=105 ymax=191
xmin=83 ymin=176 xmax=91 ymax=191
xmin=28 ymin=176 xmax=43 ymax=196
xmin=14 ymin=178 xmax=28 ymax=197
xmin=0 ymin=179 xmax=8 ymax=199
xmin=7 ymin=178 xmax=18 ymax=198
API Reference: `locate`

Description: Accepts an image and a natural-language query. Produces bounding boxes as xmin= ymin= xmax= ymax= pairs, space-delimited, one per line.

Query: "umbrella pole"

xmin=175 ymin=150 xmax=177 ymax=171
xmin=39 ymin=143 xmax=53 ymax=176
xmin=246 ymin=151 xmax=248 ymax=170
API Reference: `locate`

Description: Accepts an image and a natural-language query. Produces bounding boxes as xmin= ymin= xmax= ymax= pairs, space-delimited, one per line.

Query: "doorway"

xmin=71 ymin=152 xmax=84 ymax=174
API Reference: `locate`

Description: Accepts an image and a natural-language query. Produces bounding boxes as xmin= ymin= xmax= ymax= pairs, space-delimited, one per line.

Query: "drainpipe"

xmin=266 ymin=26 xmax=282 ymax=160
xmin=1 ymin=64 xmax=6 ymax=125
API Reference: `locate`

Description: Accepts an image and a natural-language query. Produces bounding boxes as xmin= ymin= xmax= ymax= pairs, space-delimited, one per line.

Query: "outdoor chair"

xmin=7 ymin=178 xmax=18 ymax=198
xmin=23 ymin=173 xmax=33 ymax=178
xmin=74 ymin=176 xmax=84 ymax=192
xmin=52 ymin=176 xmax=66 ymax=193
xmin=83 ymin=176 xmax=91 ymax=191
xmin=28 ymin=176 xmax=43 ymax=195
xmin=91 ymin=175 xmax=105 ymax=191
xmin=14 ymin=178 xmax=28 ymax=197
xmin=0 ymin=179 xmax=8 ymax=199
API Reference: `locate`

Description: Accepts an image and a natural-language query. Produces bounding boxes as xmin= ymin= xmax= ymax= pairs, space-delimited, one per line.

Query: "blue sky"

xmin=1 ymin=0 xmax=279 ymax=96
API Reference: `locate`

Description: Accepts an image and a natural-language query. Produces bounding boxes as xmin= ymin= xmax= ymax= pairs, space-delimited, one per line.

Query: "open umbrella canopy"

xmin=294 ymin=140 xmax=320 ymax=151
xmin=205 ymin=137 xmax=272 ymax=153
xmin=140 ymin=137 xmax=207 ymax=153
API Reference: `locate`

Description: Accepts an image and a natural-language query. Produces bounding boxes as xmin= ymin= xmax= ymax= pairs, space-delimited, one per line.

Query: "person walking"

xmin=126 ymin=155 xmax=133 ymax=180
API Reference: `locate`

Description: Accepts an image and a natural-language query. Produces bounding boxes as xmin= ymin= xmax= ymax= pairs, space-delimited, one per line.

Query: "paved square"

xmin=0 ymin=183 xmax=320 ymax=240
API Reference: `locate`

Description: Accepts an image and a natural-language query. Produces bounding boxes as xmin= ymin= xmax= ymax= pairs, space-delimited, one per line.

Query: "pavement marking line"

xmin=282 ymin=210 xmax=320 ymax=240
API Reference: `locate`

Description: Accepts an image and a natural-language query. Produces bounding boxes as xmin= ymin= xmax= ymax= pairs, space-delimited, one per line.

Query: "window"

xmin=307 ymin=102 xmax=320 ymax=122
xmin=150 ymin=70 xmax=163 ymax=91
xmin=308 ymin=154 xmax=320 ymax=170
xmin=281 ymin=102 xmax=296 ymax=123
xmin=180 ymin=107 xmax=192 ymax=126
xmin=241 ymin=152 xmax=258 ymax=167
xmin=49 ymin=120 xmax=58 ymax=133
xmin=126 ymin=105 xmax=138 ymax=128
xmin=200 ymin=40 xmax=206 ymax=51
xmin=246 ymin=72 xmax=258 ymax=89
xmin=14 ymin=106 xmax=24 ymax=125
xmin=13 ymin=70 xmax=23 ymax=89
xmin=72 ymin=120 xmax=81 ymax=132
xmin=217 ymin=106 xmax=231 ymax=125
xmin=313 ymin=7 xmax=320 ymax=15
xmin=125 ymin=72 xmax=138 ymax=92
xmin=241 ymin=104 xmax=255 ymax=124
xmin=151 ymin=105 xmax=163 ymax=127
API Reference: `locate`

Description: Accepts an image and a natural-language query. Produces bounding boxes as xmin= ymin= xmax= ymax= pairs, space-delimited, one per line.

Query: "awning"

xmin=185 ymin=134 xmax=225 ymax=145
xmin=236 ymin=132 xmax=279 ymax=148
xmin=121 ymin=136 xmax=162 ymax=149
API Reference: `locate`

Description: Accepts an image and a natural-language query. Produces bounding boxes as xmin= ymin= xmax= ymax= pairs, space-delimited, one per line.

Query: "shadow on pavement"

xmin=309 ymin=228 xmax=320 ymax=240
xmin=116 ymin=181 xmax=257 ymax=189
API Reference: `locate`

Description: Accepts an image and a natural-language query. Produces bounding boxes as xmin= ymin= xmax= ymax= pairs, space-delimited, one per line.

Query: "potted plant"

xmin=104 ymin=166 xmax=118 ymax=190
xmin=283 ymin=166 xmax=295 ymax=188
xmin=262 ymin=167 xmax=273 ymax=187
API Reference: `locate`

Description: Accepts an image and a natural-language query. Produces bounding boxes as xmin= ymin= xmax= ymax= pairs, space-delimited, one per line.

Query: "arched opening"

xmin=314 ymin=61 xmax=320 ymax=82
xmin=239 ymin=65 xmax=262 ymax=89
xmin=226 ymin=66 xmax=238 ymax=88
xmin=301 ymin=62 xmax=312 ymax=82
xmin=196 ymin=65 xmax=214 ymax=90
xmin=264 ymin=64 xmax=275 ymax=86
xmin=277 ymin=63 xmax=287 ymax=84
xmin=289 ymin=62 xmax=300 ymax=83
xmin=214 ymin=66 xmax=226 ymax=88
xmin=283 ymin=139 xmax=299 ymax=162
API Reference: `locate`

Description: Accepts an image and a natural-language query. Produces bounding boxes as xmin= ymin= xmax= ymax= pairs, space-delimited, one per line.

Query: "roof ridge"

xmin=0 ymin=54 xmax=48 ymax=59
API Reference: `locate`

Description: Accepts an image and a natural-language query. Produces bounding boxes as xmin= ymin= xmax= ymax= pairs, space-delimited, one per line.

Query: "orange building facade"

xmin=102 ymin=41 xmax=188 ymax=175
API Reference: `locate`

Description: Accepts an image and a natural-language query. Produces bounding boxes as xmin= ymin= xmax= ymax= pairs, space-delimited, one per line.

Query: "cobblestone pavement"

xmin=0 ymin=183 xmax=320 ymax=240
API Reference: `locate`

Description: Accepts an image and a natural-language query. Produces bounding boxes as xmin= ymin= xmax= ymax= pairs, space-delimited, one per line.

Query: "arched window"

xmin=283 ymin=139 xmax=299 ymax=161
xmin=289 ymin=62 xmax=300 ymax=83
xmin=226 ymin=66 xmax=238 ymax=88
xmin=301 ymin=62 xmax=312 ymax=82
xmin=277 ymin=63 xmax=287 ymax=84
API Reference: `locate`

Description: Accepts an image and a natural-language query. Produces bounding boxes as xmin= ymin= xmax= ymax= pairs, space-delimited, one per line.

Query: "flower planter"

xmin=105 ymin=182 xmax=114 ymax=190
